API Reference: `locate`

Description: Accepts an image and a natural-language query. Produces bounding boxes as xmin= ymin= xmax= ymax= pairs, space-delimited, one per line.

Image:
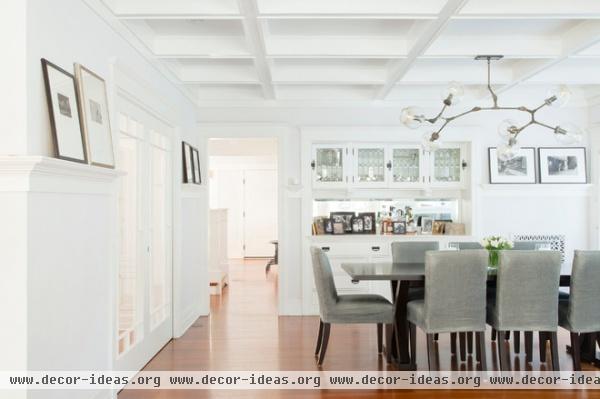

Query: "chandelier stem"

xmin=487 ymin=58 xmax=499 ymax=107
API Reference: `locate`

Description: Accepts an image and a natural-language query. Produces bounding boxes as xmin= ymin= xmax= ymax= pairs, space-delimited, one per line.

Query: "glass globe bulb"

xmin=555 ymin=123 xmax=584 ymax=144
xmin=497 ymin=141 xmax=521 ymax=161
xmin=546 ymin=85 xmax=571 ymax=108
xmin=421 ymin=132 xmax=440 ymax=152
xmin=440 ymin=81 xmax=465 ymax=106
xmin=497 ymin=119 xmax=519 ymax=140
xmin=400 ymin=107 xmax=423 ymax=130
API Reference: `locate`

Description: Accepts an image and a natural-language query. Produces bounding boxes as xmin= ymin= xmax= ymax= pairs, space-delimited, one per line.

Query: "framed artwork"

xmin=351 ymin=217 xmax=364 ymax=234
xmin=41 ymin=59 xmax=87 ymax=164
xmin=444 ymin=223 xmax=466 ymax=236
xmin=538 ymin=147 xmax=587 ymax=184
xmin=324 ymin=218 xmax=333 ymax=234
xmin=392 ymin=221 xmax=406 ymax=235
xmin=432 ymin=220 xmax=447 ymax=235
xmin=182 ymin=142 xmax=193 ymax=183
xmin=421 ymin=217 xmax=433 ymax=234
xmin=358 ymin=212 xmax=376 ymax=234
xmin=332 ymin=222 xmax=345 ymax=235
xmin=488 ymin=147 xmax=536 ymax=184
xmin=330 ymin=212 xmax=355 ymax=233
xmin=313 ymin=217 xmax=326 ymax=235
xmin=192 ymin=147 xmax=202 ymax=184
xmin=74 ymin=64 xmax=115 ymax=168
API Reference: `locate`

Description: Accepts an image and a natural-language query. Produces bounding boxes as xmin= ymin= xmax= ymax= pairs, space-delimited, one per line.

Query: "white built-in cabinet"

xmin=311 ymin=142 xmax=466 ymax=189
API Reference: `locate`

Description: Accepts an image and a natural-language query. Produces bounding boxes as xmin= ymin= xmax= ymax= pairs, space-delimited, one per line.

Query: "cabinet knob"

xmin=310 ymin=160 xmax=315 ymax=170
xmin=386 ymin=161 xmax=392 ymax=170
xmin=371 ymin=246 xmax=381 ymax=252
xmin=321 ymin=246 xmax=330 ymax=252
xmin=462 ymin=160 xmax=468 ymax=169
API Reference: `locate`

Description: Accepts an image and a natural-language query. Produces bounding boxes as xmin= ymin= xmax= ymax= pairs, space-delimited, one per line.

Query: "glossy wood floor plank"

xmin=119 ymin=259 xmax=595 ymax=399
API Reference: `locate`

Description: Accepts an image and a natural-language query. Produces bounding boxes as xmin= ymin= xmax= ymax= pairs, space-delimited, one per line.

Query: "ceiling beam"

xmin=375 ymin=0 xmax=468 ymax=100
xmin=237 ymin=0 xmax=275 ymax=99
xmin=496 ymin=20 xmax=600 ymax=94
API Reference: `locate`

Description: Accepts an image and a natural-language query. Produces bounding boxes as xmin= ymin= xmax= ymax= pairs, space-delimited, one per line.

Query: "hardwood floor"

xmin=119 ymin=259 xmax=595 ymax=399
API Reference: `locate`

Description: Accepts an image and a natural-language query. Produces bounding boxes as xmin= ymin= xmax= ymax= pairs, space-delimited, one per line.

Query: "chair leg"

xmin=459 ymin=332 xmax=466 ymax=361
xmin=450 ymin=332 xmax=457 ymax=355
xmin=409 ymin=323 xmax=417 ymax=367
xmin=426 ymin=333 xmax=437 ymax=371
xmin=315 ymin=319 xmax=324 ymax=356
xmin=525 ymin=332 xmax=533 ymax=363
xmin=497 ymin=330 xmax=510 ymax=371
xmin=570 ymin=332 xmax=581 ymax=371
xmin=385 ymin=324 xmax=393 ymax=363
xmin=514 ymin=331 xmax=521 ymax=354
xmin=476 ymin=331 xmax=487 ymax=371
xmin=549 ymin=331 xmax=560 ymax=371
xmin=539 ymin=332 xmax=548 ymax=362
xmin=434 ymin=333 xmax=439 ymax=341
xmin=491 ymin=328 xmax=497 ymax=341
xmin=317 ymin=323 xmax=331 ymax=366
xmin=377 ymin=323 xmax=383 ymax=354
xmin=505 ymin=331 xmax=511 ymax=340
xmin=467 ymin=332 xmax=473 ymax=355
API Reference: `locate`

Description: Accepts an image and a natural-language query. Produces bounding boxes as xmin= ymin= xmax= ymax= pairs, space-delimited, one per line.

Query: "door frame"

xmin=200 ymin=125 xmax=290 ymax=315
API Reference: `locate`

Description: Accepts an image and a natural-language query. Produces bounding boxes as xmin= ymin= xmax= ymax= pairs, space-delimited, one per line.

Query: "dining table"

xmin=340 ymin=261 xmax=597 ymax=370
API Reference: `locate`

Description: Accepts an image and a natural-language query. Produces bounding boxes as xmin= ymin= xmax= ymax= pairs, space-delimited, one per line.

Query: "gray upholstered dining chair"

xmin=449 ymin=241 xmax=484 ymax=250
xmin=407 ymin=250 xmax=489 ymax=371
xmin=487 ymin=250 xmax=562 ymax=371
xmin=310 ymin=247 xmax=394 ymax=366
xmin=558 ymin=250 xmax=600 ymax=370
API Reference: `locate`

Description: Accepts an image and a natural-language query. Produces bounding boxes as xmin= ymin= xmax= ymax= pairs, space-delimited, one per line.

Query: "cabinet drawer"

xmin=315 ymin=242 xmax=390 ymax=257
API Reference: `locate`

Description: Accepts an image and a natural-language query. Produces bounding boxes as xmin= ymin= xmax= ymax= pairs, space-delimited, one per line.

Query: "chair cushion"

xmin=407 ymin=299 xmax=425 ymax=328
xmin=322 ymin=294 xmax=394 ymax=324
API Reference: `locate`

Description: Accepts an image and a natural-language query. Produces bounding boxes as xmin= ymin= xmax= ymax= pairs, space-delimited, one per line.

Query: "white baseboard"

xmin=174 ymin=302 xmax=203 ymax=338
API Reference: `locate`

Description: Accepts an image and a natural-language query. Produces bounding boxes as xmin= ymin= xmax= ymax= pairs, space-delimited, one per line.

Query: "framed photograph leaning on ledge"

xmin=488 ymin=147 xmax=536 ymax=184
xmin=538 ymin=147 xmax=587 ymax=184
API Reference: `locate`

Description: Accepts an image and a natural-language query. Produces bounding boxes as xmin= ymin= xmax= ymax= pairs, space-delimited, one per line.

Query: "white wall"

xmin=196 ymin=91 xmax=594 ymax=314
xmin=0 ymin=1 xmax=207 ymax=396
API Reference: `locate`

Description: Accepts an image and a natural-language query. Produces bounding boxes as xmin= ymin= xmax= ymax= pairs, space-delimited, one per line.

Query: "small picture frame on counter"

xmin=421 ymin=217 xmax=433 ymax=234
xmin=444 ymin=222 xmax=466 ymax=236
xmin=324 ymin=218 xmax=333 ymax=234
xmin=432 ymin=220 xmax=447 ymax=235
xmin=332 ymin=222 xmax=345 ymax=235
xmin=351 ymin=217 xmax=364 ymax=234
xmin=392 ymin=221 xmax=406 ymax=235
xmin=312 ymin=217 xmax=326 ymax=235
xmin=358 ymin=212 xmax=376 ymax=234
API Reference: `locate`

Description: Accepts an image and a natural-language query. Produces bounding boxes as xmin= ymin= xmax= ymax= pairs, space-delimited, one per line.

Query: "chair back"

xmin=567 ymin=250 xmax=600 ymax=332
xmin=392 ymin=241 xmax=439 ymax=263
xmin=495 ymin=250 xmax=561 ymax=331
xmin=310 ymin=247 xmax=339 ymax=317
xmin=421 ymin=250 xmax=488 ymax=332
xmin=450 ymin=241 xmax=483 ymax=250
xmin=512 ymin=241 xmax=549 ymax=250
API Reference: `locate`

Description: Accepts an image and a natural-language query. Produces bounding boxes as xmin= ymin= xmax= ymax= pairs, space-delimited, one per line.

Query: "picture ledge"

xmin=0 ymin=155 xmax=123 ymax=180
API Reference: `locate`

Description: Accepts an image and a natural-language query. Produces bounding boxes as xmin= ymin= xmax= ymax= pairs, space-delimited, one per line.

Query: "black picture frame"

xmin=538 ymin=147 xmax=587 ymax=184
xmin=192 ymin=147 xmax=202 ymax=185
xmin=182 ymin=141 xmax=193 ymax=183
xmin=351 ymin=217 xmax=364 ymax=234
xmin=392 ymin=221 xmax=406 ymax=235
xmin=324 ymin=218 xmax=333 ymax=234
xmin=330 ymin=212 xmax=355 ymax=233
xmin=41 ymin=59 xmax=87 ymax=164
xmin=488 ymin=147 xmax=536 ymax=184
xmin=358 ymin=212 xmax=376 ymax=234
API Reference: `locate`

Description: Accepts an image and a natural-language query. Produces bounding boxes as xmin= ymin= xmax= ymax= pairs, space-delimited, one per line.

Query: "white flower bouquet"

xmin=481 ymin=236 xmax=513 ymax=266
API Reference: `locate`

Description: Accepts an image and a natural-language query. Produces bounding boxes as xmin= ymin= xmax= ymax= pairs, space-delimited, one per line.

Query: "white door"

xmin=115 ymin=98 xmax=173 ymax=372
xmin=243 ymin=170 xmax=277 ymax=257
xmin=213 ymin=169 xmax=245 ymax=258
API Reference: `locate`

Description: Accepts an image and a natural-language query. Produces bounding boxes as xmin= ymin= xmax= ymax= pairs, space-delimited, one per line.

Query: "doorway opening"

xmin=207 ymin=138 xmax=279 ymax=304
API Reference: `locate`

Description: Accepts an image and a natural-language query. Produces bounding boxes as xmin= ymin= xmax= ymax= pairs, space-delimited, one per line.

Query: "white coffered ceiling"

xmin=100 ymin=0 xmax=600 ymax=105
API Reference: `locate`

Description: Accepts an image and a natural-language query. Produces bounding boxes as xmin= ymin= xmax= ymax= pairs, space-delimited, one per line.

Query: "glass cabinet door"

xmin=314 ymin=146 xmax=345 ymax=185
xmin=431 ymin=147 xmax=462 ymax=183
xmin=355 ymin=147 xmax=386 ymax=185
xmin=391 ymin=147 xmax=421 ymax=185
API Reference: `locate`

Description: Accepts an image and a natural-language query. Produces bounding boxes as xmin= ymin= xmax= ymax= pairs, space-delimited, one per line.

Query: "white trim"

xmin=480 ymin=183 xmax=593 ymax=197
xmin=174 ymin=303 xmax=203 ymax=338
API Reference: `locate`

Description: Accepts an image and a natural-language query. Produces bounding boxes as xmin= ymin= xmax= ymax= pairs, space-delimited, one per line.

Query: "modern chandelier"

xmin=400 ymin=55 xmax=583 ymax=160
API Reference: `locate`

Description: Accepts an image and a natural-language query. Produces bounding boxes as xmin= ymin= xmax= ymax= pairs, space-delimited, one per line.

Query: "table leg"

xmin=390 ymin=280 xmax=413 ymax=369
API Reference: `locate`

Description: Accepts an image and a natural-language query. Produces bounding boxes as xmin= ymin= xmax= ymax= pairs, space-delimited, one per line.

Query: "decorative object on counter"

xmin=489 ymin=147 xmax=536 ymax=184
xmin=312 ymin=217 xmax=326 ymax=235
xmin=332 ymin=222 xmax=344 ymax=235
xmin=74 ymin=63 xmax=115 ymax=168
xmin=351 ymin=217 xmax=364 ymax=233
xmin=330 ymin=212 xmax=355 ymax=233
xmin=432 ymin=220 xmax=447 ymax=235
xmin=421 ymin=217 xmax=433 ymax=234
xmin=182 ymin=141 xmax=194 ymax=183
xmin=42 ymin=59 xmax=87 ymax=164
xmin=481 ymin=236 xmax=514 ymax=267
xmin=400 ymin=55 xmax=583 ymax=159
xmin=538 ymin=147 xmax=587 ymax=184
xmin=358 ymin=212 xmax=376 ymax=234
xmin=444 ymin=223 xmax=466 ymax=236
xmin=404 ymin=206 xmax=414 ymax=225
xmin=392 ymin=221 xmax=406 ymax=235
xmin=192 ymin=148 xmax=202 ymax=184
